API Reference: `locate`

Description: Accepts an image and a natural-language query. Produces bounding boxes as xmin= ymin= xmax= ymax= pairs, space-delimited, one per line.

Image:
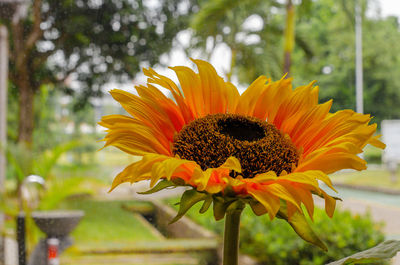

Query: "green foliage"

xmin=4 ymin=140 xmax=81 ymax=183
xmin=8 ymin=82 xmax=75 ymax=151
xmin=191 ymin=0 xmax=400 ymax=125
xmin=35 ymin=141 xmax=81 ymax=179
xmin=2 ymin=139 xmax=100 ymax=212
xmin=292 ymin=0 xmax=400 ymax=124
xmin=170 ymin=189 xmax=210 ymax=224
xmin=5 ymin=0 xmax=199 ymax=105
xmin=37 ymin=176 xmax=99 ymax=210
xmin=166 ymin=187 xmax=329 ymax=249
xmin=190 ymin=0 xmax=285 ymax=81
xmin=167 ymin=198 xmax=386 ymax=265
xmin=3 ymin=142 xmax=33 ymax=182
xmin=4 ymin=0 xmax=200 ymax=146
xmin=6 ymin=82 xmax=19 ymax=142
xmin=239 ymin=208 xmax=386 ymax=265
xmin=138 ymin=180 xmax=177 ymax=194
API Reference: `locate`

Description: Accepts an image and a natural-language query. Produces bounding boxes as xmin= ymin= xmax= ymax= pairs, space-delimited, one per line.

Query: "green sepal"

xmin=138 ymin=180 xmax=176 ymax=195
xmin=277 ymin=202 xmax=327 ymax=251
xmin=199 ymin=195 xmax=213 ymax=214
xmin=249 ymin=200 xmax=268 ymax=216
xmin=213 ymin=196 xmax=236 ymax=221
xmin=327 ymin=240 xmax=400 ymax=265
xmin=226 ymin=199 xmax=245 ymax=213
xmin=169 ymin=189 xmax=209 ymax=224
xmin=172 ymin=178 xmax=186 ymax=186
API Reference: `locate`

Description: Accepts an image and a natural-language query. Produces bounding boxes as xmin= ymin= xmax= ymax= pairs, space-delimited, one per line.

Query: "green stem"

xmin=223 ymin=201 xmax=244 ymax=265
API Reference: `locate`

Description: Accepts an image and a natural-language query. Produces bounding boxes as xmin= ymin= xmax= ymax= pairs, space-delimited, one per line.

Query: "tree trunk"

xmin=10 ymin=0 xmax=43 ymax=146
xmin=17 ymin=74 xmax=34 ymax=145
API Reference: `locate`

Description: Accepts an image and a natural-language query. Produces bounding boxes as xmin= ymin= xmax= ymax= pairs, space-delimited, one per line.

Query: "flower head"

xmin=100 ymin=59 xmax=384 ymax=249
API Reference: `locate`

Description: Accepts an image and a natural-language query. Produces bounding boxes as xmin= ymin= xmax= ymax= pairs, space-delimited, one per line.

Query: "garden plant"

xmin=100 ymin=59 xmax=400 ymax=264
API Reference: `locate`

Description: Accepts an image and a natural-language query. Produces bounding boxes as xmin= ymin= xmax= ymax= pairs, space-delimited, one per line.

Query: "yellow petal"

xmin=368 ymin=135 xmax=386 ymax=149
xmin=249 ymin=189 xmax=280 ymax=220
xmin=219 ymin=156 xmax=242 ymax=173
xmin=235 ymin=76 xmax=268 ymax=116
xmin=170 ymin=65 xmax=204 ymax=117
xmin=266 ymin=183 xmax=302 ymax=212
xmin=252 ymin=171 xmax=278 ymax=183
xmin=191 ymin=167 xmax=213 ymax=191
xmin=321 ymin=190 xmax=336 ymax=218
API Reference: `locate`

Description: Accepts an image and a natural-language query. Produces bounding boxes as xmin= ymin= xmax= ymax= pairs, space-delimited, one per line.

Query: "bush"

xmin=167 ymin=199 xmax=386 ymax=265
xmin=239 ymin=207 xmax=385 ymax=265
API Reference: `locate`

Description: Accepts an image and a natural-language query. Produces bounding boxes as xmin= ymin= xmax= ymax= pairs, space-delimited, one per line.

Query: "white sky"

xmin=379 ymin=0 xmax=400 ymax=17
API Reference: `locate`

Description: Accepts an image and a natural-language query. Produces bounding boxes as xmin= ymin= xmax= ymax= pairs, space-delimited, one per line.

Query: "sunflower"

xmin=100 ymin=59 xmax=384 ymax=249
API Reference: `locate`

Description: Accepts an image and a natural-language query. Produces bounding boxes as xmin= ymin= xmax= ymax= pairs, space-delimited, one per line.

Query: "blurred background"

xmin=0 ymin=0 xmax=400 ymax=264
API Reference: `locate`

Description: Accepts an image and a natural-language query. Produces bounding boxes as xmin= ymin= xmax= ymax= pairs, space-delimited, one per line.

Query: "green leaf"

xmin=199 ymin=195 xmax=213 ymax=214
xmin=169 ymin=189 xmax=208 ymax=224
xmin=172 ymin=178 xmax=186 ymax=186
xmin=34 ymin=140 xmax=82 ymax=179
xmin=213 ymin=196 xmax=236 ymax=221
xmin=249 ymin=200 xmax=268 ymax=216
xmin=138 ymin=180 xmax=176 ymax=195
xmin=327 ymin=240 xmax=400 ymax=265
xmin=277 ymin=202 xmax=327 ymax=251
xmin=2 ymin=142 xmax=33 ymax=181
xmin=38 ymin=177 xmax=97 ymax=210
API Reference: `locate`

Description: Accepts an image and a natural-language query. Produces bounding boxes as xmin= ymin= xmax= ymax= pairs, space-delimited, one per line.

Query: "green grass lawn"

xmin=331 ymin=169 xmax=400 ymax=190
xmin=59 ymin=199 xmax=209 ymax=265
xmin=60 ymin=199 xmax=163 ymax=247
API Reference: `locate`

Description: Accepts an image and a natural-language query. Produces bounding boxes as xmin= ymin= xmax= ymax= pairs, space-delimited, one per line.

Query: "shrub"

xmin=167 ymin=199 xmax=386 ymax=265
xmin=239 ymin=207 xmax=385 ymax=265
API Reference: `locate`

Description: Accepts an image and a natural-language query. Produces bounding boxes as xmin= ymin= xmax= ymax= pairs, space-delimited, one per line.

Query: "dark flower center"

xmin=218 ymin=118 xmax=265 ymax=142
xmin=172 ymin=114 xmax=299 ymax=178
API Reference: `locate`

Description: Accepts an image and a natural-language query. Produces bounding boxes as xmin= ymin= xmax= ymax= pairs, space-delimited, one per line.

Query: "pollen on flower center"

xmin=172 ymin=114 xmax=300 ymax=178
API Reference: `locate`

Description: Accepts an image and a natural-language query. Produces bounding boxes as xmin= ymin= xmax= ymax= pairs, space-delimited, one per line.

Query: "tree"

xmin=190 ymin=0 xmax=314 ymax=83
xmin=291 ymin=0 xmax=400 ymax=123
xmin=1 ymin=0 xmax=197 ymax=145
xmin=190 ymin=0 xmax=283 ymax=82
xmin=190 ymin=0 xmax=400 ymax=123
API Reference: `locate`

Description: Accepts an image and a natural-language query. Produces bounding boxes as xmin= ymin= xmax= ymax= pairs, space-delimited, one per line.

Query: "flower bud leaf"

xmin=213 ymin=196 xmax=236 ymax=221
xmin=199 ymin=195 xmax=213 ymax=214
xmin=277 ymin=202 xmax=327 ymax=251
xmin=138 ymin=180 xmax=176 ymax=195
xmin=169 ymin=189 xmax=208 ymax=224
